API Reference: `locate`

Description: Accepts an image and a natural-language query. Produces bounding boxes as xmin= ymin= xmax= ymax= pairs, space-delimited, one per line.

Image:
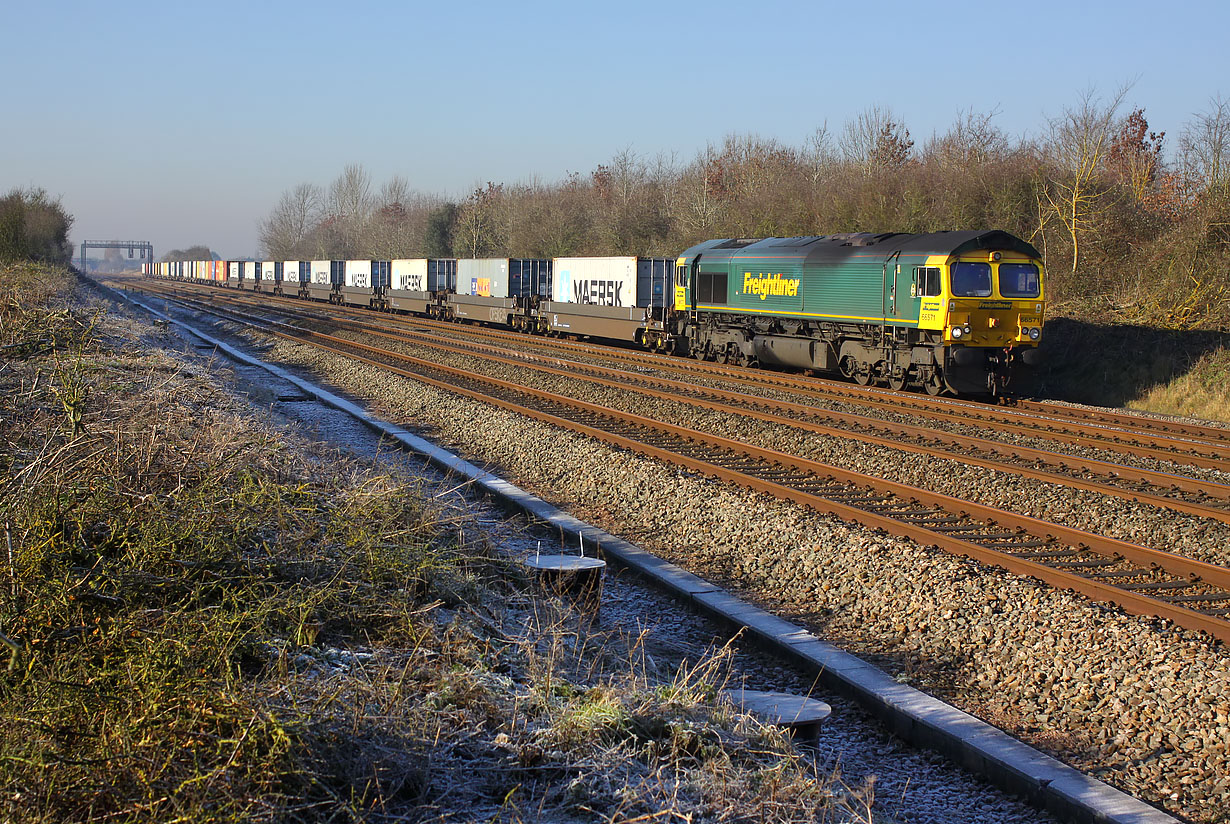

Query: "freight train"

xmin=144 ymin=230 xmax=1045 ymax=396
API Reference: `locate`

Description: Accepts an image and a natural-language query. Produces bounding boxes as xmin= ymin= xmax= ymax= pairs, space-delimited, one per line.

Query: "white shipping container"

xmin=283 ymin=261 xmax=302 ymax=283
xmin=391 ymin=258 xmax=428 ymax=292
xmin=456 ymin=259 xmax=509 ymax=298
xmin=344 ymin=260 xmax=373 ymax=289
xmin=310 ymin=260 xmax=332 ymax=285
xmin=552 ymin=257 xmax=638 ymax=307
xmin=244 ymin=261 xmax=257 ymax=280
xmin=228 ymin=261 xmax=241 ymax=279
xmin=260 ymin=261 xmax=275 ymax=281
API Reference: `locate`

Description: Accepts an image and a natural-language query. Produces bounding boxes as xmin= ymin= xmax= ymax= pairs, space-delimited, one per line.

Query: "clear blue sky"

xmin=3 ymin=0 xmax=1226 ymax=259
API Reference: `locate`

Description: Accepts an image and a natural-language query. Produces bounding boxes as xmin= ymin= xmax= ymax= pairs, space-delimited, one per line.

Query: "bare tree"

xmin=328 ymin=164 xmax=372 ymax=220
xmin=1179 ymin=94 xmax=1230 ymax=192
xmin=452 ymin=183 xmax=507 ymax=258
xmin=259 ymin=183 xmax=322 ymax=258
xmin=839 ymin=106 xmax=912 ymax=171
xmin=379 ymin=175 xmax=412 ymax=209
xmin=1043 ymin=86 xmax=1129 ymax=273
xmin=322 ymin=164 xmax=373 ymax=258
xmin=925 ymin=109 xmax=1009 ymax=169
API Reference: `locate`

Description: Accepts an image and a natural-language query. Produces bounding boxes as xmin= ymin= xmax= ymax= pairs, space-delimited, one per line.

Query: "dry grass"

xmin=1126 ymin=346 xmax=1230 ymax=423
xmin=0 ymin=265 xmax=874 ymax=823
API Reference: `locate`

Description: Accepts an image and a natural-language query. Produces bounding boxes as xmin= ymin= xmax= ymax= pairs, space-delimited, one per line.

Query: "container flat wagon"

xmin=537 ymin=256 xmax=673 ymax=346
xmin=450 ymin=258 xmax=550 ymax=325
xmin=387 ymin=258 xmax=457 ymax=315
xmin=283 ymin=261 xmax=307 ymax=297
xmin=304 ymin=260 xmax=342 ymax=302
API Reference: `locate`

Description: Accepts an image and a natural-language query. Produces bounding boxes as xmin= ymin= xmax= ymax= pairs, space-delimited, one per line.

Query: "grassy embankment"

xmin=0 ymin=263 xmax=871 ymax=822
xmin=1038 ymin=316 xmax=1230 ymax=422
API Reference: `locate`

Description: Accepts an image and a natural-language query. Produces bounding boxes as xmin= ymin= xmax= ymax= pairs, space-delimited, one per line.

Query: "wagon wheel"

xmin=887 ymin=372 xmax=908 ymax=392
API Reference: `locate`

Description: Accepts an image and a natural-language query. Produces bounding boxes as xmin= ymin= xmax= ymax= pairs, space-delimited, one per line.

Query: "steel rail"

xmin=134 ymin=279 xmax=1230 ymax=468
xmin=255 ymin=303 xmax=1230 ymax=523
xmin=1010 ymin=397 xmax=1230 ymax=445
xmin=169 ymin=295 xmax=1230 ymax=643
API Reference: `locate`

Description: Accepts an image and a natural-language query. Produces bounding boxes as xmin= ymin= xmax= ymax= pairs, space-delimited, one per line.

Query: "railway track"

xmin=130 ymin=282 xmax=1230 ymax=644
xmin=136 ymin=281 xmax=1230 ymax=527
xmin=138 ymin=279 xmax=1230 ymax=474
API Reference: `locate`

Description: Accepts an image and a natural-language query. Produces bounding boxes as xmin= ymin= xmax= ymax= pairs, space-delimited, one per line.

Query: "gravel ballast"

xmin=232 ymin=327 xmax=1230 ymax=824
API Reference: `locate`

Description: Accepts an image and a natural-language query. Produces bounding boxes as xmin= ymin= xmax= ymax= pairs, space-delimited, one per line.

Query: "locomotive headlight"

xmin=951 ymin=326 xmax=963 ymax=339
xmin=1029 ymin=327 xmax=1041 ymax=341
xmin=963 ymin=324 xmax=971 ymax=336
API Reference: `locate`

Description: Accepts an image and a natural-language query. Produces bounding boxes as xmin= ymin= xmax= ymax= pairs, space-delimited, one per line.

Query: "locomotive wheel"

xmin=852 ymin=369 xmax=872 ymax=386
xmin=924 ymin=374 xmax=944 ymax=396
xmin=887 ymin=372 xmax=907 ymax=391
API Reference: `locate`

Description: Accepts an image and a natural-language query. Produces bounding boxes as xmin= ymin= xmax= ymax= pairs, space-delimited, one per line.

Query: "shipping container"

xmin=284 ymin=261 xmax=308 ymax=285
xmin=340 ymin=260 xmax=389 ymax=306
xmin=386 ymin=259 xmax=456 ymax=313
xmin=343 ymin=259 xmax=372 ymax=289
xmin=257 ymin=261 xmax=277 ymax=292
xmin=455 ymin=258 xmax=550 ymax=299
xmin=551 ymin=257 xmax=672 ymax=309
xmin=244 ymin=261 xmax=259 ymax=287
xmin=535 ymin=257 xmax=675 ymax=342
xmin=389 ymin=258 xmax=457 ymax=292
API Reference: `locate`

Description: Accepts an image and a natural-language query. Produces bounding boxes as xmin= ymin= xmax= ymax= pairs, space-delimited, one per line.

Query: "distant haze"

xmin=2 ymin=0 xmax=1226 ymax=258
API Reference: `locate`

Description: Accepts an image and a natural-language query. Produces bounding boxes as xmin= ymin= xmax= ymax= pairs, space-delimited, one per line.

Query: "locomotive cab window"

xmin=998 ymin=263 xmax=1040 ymax=298
xmin=914 ymin=266 xmax=941 ymax=298
xmin=697 ymin=271 xmax=727 ymax=305
xmin=951 ymin=262 xmax=992 ymax=297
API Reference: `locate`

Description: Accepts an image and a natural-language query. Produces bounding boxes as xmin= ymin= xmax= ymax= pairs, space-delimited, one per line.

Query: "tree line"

xmin=259 ymin=92 xmax=1230 ymax=330
xmin=0 ymin=188 xmax=73 ymax=265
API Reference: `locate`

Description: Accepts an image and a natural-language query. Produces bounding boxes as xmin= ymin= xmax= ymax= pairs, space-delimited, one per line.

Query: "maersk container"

xmin=551 ymin=257 xmax=673 ymax=309
xmin=305 ymin=259 xmax=344 ymax=301
xmin=344 ymin=260 xmax=372 ymax=288
xmin=309 ymin=260 xmax=333 ymax=285
xmin=390 ymin=259 xmax=456 ymax=292
xmin=284 ymin=261 xmax=308 ymax=283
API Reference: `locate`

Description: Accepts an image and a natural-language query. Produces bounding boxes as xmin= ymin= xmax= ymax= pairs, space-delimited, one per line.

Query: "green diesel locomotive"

xmin=671 ymin=230 xmax=1045 ymax=395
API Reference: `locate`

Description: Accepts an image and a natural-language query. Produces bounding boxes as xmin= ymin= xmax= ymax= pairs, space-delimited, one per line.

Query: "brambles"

xmin=0 ymin=265 xmax=870 ymax=822
xmin=0 ymin=188 xmax=73 ymax=265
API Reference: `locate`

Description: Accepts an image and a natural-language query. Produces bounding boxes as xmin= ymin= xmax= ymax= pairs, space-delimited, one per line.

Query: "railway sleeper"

xmin=1054 ymin=558 xmax=1122 ymax=569
xmin=1124 ymin=580 xmax=1201 ymax=591
xmin=1007 ymin=547 xmax=1080 ymax=559
xmin=873 ymin=508 xmax=949 ymax=518
xmin=1162 ymin=592 xmax=1230 ymax=603
xmin=895 ymin=513 xmax=962 ymax=524
xmin=1094 ymin=569 xmax=1158 ymax=579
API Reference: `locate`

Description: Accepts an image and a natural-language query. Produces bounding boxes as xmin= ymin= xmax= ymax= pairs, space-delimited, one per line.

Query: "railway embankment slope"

xmin=0 ymin=264 xmax=888 ymax=822
xmin=1040 ymin=317 xmax=1230 ymax=422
